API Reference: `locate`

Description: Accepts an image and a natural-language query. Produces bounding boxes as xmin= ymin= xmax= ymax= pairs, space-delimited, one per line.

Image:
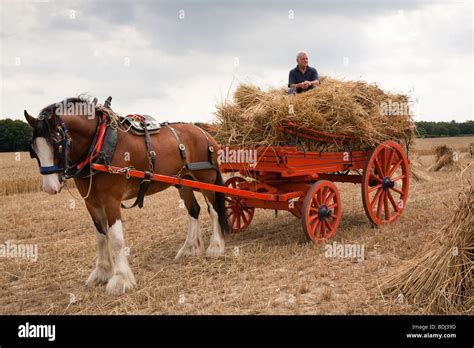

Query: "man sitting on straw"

xmin=288 ymin=51 xmax=320 ymax=94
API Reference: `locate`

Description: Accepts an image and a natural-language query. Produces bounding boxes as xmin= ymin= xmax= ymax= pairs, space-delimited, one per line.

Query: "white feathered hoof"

xmin=206 ymin=241 xmax=225 ymax=257
xmin=85 ymin=266 xmax=113 ymax=287
xmin=174 ymin=242 xmax=203 ymax=261
xmin=105 ymin=271 xmax=137 ymax=296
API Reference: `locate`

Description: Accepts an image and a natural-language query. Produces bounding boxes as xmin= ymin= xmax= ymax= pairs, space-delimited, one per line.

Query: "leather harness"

xmin=122 ymin=121 xmax=217 ymax=209
xmin=30 ymin=96 xmax=217 ymax=210
xmin=120 ymin=116 xmax=157 ymax=209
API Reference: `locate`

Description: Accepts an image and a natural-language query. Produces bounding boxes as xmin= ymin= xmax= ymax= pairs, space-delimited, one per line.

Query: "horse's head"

xmin=24 ymin=109 xmax=69 ymax=194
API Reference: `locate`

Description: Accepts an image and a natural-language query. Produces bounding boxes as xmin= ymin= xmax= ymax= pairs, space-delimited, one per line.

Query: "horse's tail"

xmin=214 ymin=170 xmax=230 ymax=234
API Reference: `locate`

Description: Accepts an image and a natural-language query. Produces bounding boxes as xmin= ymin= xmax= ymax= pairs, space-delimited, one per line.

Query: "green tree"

xmin=449 ymin=126 xmax=460 ymax=136
xmin=0 ymin=119 xmax=33 ymax=152
xmin=433 ymin=125 xmax=449 ymax=136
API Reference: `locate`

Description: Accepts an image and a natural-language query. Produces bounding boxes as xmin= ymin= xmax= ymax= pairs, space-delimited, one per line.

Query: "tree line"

xmin=0 ymin=119 xmax=33 ymax=152
xmin=0 ymin=118 xmax=473 ymax=152
xmin=416 ymin=120 xmax=474 ymax=137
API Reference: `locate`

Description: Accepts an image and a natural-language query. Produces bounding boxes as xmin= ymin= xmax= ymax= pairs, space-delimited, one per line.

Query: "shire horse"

xmin=25 ymin=97 xmax=228 ymax=295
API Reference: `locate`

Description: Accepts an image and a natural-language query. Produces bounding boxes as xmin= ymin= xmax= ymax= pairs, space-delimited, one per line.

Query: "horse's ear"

xmin=24 ymin=110 xmax=36 ymax=128
xmin=47 ymin=111 xmax=58 ymax=130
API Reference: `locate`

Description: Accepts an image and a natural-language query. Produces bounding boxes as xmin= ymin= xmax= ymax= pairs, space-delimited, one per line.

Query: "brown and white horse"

xmin=25 ymin=97 xmax=228 ymax=295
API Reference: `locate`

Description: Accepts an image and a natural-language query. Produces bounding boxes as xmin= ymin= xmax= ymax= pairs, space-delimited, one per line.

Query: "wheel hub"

xmin=318 ymin=204 xmax=332 ymax=220
xmin=382 ymin=176 xmax=395 ymax=191
xmin=231 ymin=199 xmax=243 ymax=212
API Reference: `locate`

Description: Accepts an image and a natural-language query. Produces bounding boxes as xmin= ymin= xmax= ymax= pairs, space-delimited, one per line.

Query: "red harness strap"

xmin=76 ymin=113 xmax=109 ymax=171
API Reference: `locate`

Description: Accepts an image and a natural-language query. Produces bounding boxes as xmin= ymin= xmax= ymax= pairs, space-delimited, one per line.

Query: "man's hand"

xmin=299 ymin=81 xmax=311 ymax=89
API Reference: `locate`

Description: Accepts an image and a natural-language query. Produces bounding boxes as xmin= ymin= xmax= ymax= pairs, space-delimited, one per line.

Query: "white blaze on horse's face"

xmin=34 ymin=137 xmax=63 ymax=194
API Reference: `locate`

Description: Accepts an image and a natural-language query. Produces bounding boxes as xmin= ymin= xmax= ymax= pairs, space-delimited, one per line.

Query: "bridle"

xmin=29 ymin=110 xmax=109 ymax=180
xmin=29 ymin=115 xmax=70 ymax=176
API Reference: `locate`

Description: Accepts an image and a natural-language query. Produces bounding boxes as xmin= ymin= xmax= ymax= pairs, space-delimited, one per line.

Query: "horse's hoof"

xmin=174 ymin=243 xmax=203 ymax=261
xmin=85 ymin=266 xmax=112 ymax=287
xmin=206 ymin=243 xmax=225 ymax=257
xmin=105 ymin=272 xmax=136 ymax=295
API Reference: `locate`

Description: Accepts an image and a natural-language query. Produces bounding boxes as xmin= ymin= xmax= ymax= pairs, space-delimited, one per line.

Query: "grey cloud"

xmin=1 ymin=0 xmax=472 ymax=122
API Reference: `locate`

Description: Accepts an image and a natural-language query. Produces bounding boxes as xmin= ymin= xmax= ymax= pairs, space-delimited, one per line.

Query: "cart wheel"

xmin=302 ymin=180 xmax=342 ymax=242
xmin=224 ymin=176 xmax=255 ymax=233
xmin=362 ymin=140 xmax=409 ymax=225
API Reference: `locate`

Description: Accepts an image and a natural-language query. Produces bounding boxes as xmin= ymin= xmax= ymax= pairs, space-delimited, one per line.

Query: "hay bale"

xmin=469 ymin=142 xmax=474 ymax=158
xmin=234 ymin=84 xmax=266 ymax=109
xmin=434 ymin=144 xmax=454 ymax=161
xmin=214 ymin=76 xmax=415 ymax=151
xmin=381 ymin=184 xmax=473 ymax=313
xmin=429 ymin=145 xmax=455 ymax=172
xmin=430 ymin=154 xmax=454 ymax=172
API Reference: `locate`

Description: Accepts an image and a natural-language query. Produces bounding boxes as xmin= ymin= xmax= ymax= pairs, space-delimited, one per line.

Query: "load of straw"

xmin=214 ymin=76 xmax=415 ymax=151
xmin=381 ymin=184 xmax=473 ymax=313
xmin=429 ymin=144 xmax=455 ymax=172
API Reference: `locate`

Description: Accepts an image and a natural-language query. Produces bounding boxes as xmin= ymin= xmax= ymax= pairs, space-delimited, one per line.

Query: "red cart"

xmin=92 ymin=122 xmax=410 ymax=242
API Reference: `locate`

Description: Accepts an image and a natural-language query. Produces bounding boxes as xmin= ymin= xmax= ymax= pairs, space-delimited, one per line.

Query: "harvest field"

xmin=0 ymin=137 xmax=472 ymax=314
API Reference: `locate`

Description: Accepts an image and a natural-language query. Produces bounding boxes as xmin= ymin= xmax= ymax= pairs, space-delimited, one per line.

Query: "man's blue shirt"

xmin=288 ymin=66 xmax=319 ymax=93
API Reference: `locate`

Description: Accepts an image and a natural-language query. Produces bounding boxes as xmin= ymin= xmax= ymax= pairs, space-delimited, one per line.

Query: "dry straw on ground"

xmin=435 ymin=144 xmax=455 ymax=160
xmin=409 ymin=155 xmax=432 ymax=182
xmin=214 ymin=76 xmax=415 ymax=151
xmin=429 ymin=144 xmax=456 ymax=172
xmin=381 ymin=183 xmax=473 ymax=313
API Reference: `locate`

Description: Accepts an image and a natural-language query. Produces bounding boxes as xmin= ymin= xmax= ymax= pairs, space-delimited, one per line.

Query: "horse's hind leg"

xmin=175 ymin=186 xmax=204 ymax=260
xmin=85 ymin=203 xmax=113 ymax=287
xmin=201 ymin=190 xmax=225 ymax=257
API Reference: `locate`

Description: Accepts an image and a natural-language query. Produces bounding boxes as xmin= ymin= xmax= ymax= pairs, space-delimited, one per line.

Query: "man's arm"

xmin=290 ymin=82 xmax=308 ymax=89
xmin=288 ymin=70 xmax=299 ymax=89
xmin=289 ymin=70 xmax=309 ymax=89
xmin=308 ymin=68 xmax=320 ymax=86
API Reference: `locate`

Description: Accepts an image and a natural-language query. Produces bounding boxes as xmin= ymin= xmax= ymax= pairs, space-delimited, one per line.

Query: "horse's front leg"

xmin=85 ymin=203 xmax=114 ymax=287
xmin=104 ymin=200 xmax=136 ymax=295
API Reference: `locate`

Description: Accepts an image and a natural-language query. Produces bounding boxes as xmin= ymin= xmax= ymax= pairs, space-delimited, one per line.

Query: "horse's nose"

xmin=44 ymin=186 xmax=59 ymax=194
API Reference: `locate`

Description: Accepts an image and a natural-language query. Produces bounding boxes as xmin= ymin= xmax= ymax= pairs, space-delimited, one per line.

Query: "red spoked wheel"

xmin=224 ymin=176 xmax=255 ymax=233
xmin=302 ymin=180 xmax=342 ymax=242
xmin=362 ymin=140 xmax=410 ymax=225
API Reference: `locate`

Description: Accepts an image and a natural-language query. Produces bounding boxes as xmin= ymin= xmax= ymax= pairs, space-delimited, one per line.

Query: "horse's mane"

xmin=39 ymin=95 xmax=120 ymax=123
xmin=38 ymin=96 xmax=89 ymax=119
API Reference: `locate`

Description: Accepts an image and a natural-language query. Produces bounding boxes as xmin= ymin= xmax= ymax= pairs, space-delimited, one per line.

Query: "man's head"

xmin=296 ymin=51 xmax=309 ymax=69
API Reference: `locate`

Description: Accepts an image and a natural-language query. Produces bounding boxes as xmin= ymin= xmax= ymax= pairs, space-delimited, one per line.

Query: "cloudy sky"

xmin=1 ymin=0 xmax=472 ymax=123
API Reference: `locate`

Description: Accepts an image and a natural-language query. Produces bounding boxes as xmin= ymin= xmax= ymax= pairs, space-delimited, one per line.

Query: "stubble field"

xmin=0 ymin=137 xmax=472 ymax=314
